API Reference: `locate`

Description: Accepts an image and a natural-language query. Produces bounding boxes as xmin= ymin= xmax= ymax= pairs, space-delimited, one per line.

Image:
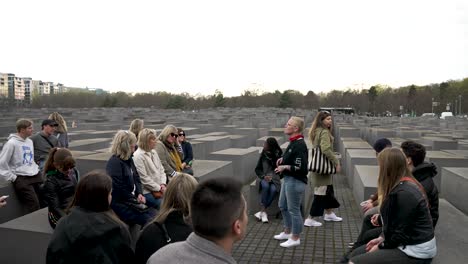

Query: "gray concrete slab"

xmin=353 ymin=165 xmax=378 ymax=207
xmin=68 ymin=138 xmax=112 ymax=151
xmin=76 ymin=152 xmax=112 ymax=174
xmin=208 ymin=148 xmax=259 ymax=185
xmin=433 ymin=199 xmax=468 ymax=264
xmin=425 ymin=151 xmax=468 ymax=195
xmin=441 ymin=167 xmax=468 ymax=215
xmin=422 ymin=136 xmax=458 ymax=150
xmin=0 ymin=208 xmax=52 ymax=264
xmin=345 ymin=149 xmax=377 ymax=187
xmin=193 ymin=136 xmax=231 ymax=154
xmin=192 ymin=160 xmax=233 ymax=183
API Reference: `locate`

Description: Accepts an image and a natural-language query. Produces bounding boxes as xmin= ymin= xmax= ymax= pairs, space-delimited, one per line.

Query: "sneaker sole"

xmin=324 ymin=218 xmax=342 ymax=222
xmin=280 ymin=243 xmax=300 ymax=248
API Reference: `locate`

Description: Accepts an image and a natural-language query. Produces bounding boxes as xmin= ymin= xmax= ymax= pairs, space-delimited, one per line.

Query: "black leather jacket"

xmin=43 ymin=169 xmax=79 ymax=218
xmin=379 ymin=180 xmax=434 ymax=249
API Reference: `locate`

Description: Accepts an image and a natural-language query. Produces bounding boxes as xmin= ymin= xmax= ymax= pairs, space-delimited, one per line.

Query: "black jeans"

xmin=349 ymin=245 xmax=432 ymax=264
xmin=13 ymin=173 xmax=43 ymax=213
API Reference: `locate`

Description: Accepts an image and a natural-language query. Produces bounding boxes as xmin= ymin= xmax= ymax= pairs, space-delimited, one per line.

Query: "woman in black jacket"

xmin=273 ymin=116 xmax=308 ymax=248
xmin=46 ymin=170 xmax=133 ymax=264
xmin=135 ymin=173 xmax=198 ymax=264
xmin=42 ymin=148 xmax=79 ymax=228
xmin=349 ymin=148 xmax=436 ymax=264
xmin=254 ymin=137 xmax=282 ymax=223
xmin=106 ymin=130 xmax=155 ymax=226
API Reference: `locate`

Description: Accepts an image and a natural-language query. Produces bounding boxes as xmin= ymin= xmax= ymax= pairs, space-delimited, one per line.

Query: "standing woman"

xmin=304 ymin=111 xmax=342 ymax=227
xmin=106 ymin=130 xmax=155 ymax=226
xmin=49 ymin=112 xmax=69 ymax=148
xmin=177 ymin=128 xmax=194 ymax=175
xmin=254 ymin=137 xmax=283 ymax=223
xmin=155 ymin=125 xmax=183 ymax=180
xmin=42 ymin=148 xmax=79 ymax=228
xmin=273 ymin=116 xmax=308 ymax=248
xmin=133 ymin=128 xmax=167 ymax=210
xmin=46 ymin=170 xmax=133 ymax=264
xmin=129 ymin=119 xmax=144 ymax=139
xmin=349 ymin=148 xmax=436 ymax=263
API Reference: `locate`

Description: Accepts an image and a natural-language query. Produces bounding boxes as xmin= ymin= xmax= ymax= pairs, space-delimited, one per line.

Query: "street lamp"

xmin=459 ymin=95 xmax=462 ymax=115
xmin=431 ymin=98 xmax=434 ymax=114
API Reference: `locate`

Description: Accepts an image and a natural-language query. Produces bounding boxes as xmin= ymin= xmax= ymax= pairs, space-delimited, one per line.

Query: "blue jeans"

xmin=260 ymin=179 xmax=277 ymax=208
xmin=279 ymin=176 xmax=306 ymax=236
xmin=144 ymin=193 xmax=162 ymax=210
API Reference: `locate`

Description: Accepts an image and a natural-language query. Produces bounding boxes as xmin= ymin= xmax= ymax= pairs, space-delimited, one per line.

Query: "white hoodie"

xmin=0 ymin=134 xmax=39 ymax=182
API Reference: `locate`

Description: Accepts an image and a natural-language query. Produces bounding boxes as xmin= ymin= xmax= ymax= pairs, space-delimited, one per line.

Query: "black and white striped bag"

xmin=308 ymin=146 xmax=336 ymax=175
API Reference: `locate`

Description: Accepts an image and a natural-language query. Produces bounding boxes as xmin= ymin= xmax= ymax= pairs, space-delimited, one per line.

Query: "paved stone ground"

xmin=233 ymin=174 xmax=363 ymax=264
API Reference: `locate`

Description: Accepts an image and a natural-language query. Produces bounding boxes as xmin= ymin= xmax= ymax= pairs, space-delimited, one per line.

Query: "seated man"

xmin=147 ymin=178 xmax=247 ymax=264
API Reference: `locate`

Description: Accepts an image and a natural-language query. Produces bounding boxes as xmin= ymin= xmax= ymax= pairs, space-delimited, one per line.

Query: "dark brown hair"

xmin=69 ymin=170 xmax=112 ymax=212
xmin=44 ymin=148 xmax=76 ymax=175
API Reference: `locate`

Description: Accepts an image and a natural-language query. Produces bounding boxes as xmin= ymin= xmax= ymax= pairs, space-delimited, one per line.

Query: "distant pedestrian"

xmin=48 ymin=112 xmax=69 ymax=148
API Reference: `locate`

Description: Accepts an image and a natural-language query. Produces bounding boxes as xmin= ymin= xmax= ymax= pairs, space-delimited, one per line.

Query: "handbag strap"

xmin=40 ymin=134 xmax=55 ymax=148
xmin=156 ymin=222 xmax=172 ymax=243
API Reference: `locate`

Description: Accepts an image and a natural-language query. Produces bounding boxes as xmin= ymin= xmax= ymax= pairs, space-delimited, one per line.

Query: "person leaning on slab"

xmin=0 ymin=119 xmax=43 ymax=212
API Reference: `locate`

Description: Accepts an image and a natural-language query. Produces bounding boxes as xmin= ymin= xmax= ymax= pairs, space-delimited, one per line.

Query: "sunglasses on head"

xmin=170 ymin=133 xmax=178 ymax=138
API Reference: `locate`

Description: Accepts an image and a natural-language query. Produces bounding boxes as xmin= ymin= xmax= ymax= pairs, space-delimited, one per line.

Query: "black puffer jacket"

xmin=46 ymin=207 xmax=133 ymax=264
xmin=412 ymin=162 xmax=439 ymax=227
xmin=43 ymin=169 xmax=79 ymax=221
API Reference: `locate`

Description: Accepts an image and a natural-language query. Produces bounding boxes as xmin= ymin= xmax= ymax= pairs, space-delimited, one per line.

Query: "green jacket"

xmin=310 ymin=127 xmax=339 ymax=187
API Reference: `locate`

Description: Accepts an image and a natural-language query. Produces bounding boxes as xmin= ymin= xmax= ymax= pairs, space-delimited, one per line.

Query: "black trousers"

xmin=309 ymin=185 xmax=340 ymax=217
xmin=349 ymin=245 xmax=432 ymax=264
xmin=13 ymin=173 xmax=44 ymax=213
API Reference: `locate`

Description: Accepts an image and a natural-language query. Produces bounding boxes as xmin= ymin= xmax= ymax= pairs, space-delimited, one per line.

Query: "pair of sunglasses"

xmin=170 ymin=133 xmax=178 ymax=138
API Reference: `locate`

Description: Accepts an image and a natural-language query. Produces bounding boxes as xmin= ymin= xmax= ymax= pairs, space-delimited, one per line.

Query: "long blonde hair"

xmin=154 ymin=173 xmax=198 ymax=224
xmin=308 ymin=111 xmax=333 ymax=143
xmin=129 ymin=119 xmax=144 ymax=138
xmin=110 ymin=130 xmax=137 ymax=160
xmin=377 ymin=147 xmax=412 ymax=205
xmin=48 ymin=112 xmax=68 ymax=133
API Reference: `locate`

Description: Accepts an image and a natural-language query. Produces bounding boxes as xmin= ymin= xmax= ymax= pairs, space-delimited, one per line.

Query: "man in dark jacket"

xmin=401 ymin=141 xmax=439 ymax=227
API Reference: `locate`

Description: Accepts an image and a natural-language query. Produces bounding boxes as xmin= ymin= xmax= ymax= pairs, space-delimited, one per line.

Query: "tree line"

xmin=30 ymin=78 xmax=468 ymax=115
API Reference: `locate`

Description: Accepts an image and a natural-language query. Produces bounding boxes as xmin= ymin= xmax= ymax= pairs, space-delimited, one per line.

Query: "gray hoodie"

xmin=0 ymin=134 xmax=39 ymax=182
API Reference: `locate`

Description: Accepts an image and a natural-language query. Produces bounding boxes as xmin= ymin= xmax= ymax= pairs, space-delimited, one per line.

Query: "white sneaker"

xmin=324 ymin=212 xmax=343 ymax=222
xmin=304 ymin=218 xmax=322 ymax=227
xmin=274 ymin=232 xmax=291 ymax=240
xmin=280 ymin=238 xmax=300 ymax=248
xmin=254 ymin=211 xmax=262 ymax=221
xmin=261 ymin=212 xmax=268 ymax=223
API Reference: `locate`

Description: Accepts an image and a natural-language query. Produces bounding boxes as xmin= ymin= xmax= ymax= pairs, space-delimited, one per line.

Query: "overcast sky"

xmin=1 ymin=0 xmax=467 ymax=97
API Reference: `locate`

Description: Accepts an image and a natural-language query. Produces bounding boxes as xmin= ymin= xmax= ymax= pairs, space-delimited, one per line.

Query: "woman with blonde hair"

xmin=155 ymin=125 xmax=183 ymax=180
xmin=349 ymin=148 xmax=436 ymax=263
xmin=106 ymin=130 xmax=155 ymax=226
xmin=135 ymin=173 xmax=197 ymax=264
xmin=273 ymin=116 xmax=308 ymax=248
xmin=48 ymin=112 xmax=69 ymax=148
xmin=133 ymin=128 xmax=167 ymax=209
xmin=304 ymin=111 xmax=342 ymax=228
xmin=46 ymin=170 xmax=133 ymax=263
xmin=129 ymin=119 xmax=144 ymax=139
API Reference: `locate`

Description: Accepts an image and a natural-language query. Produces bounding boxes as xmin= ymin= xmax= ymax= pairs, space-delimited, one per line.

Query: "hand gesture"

xmin=362 ymin=200 xmax=374 ymax=213
xmin=371 ymin=214 xmax=380 ymax=227
xmin=276 ymin=157 xmax=283 ymax=167
xmin=264 ymin=175 xmax=272 ymax=182
xmin=137 ymin=194 xmax=146 ymax=204
xmin=366 ymin=237 xmax=383 ymax=252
